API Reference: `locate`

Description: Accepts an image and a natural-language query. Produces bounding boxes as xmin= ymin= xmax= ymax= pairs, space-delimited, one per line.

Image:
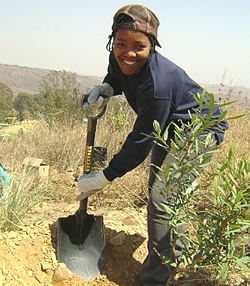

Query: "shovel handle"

xmin=76 ymin=98 xmax=107 ymax=249
xmin=82 ymin=94 xmax=107 ymax=119
xmin=79 ymin=101 xmax=107 ymax=218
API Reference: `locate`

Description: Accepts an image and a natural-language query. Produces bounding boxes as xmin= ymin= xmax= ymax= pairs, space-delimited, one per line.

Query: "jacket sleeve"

xmin=103 ymin=97 xmax=173 ymax=181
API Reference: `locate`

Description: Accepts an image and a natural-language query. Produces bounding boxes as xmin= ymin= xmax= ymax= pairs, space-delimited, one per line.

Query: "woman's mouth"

xmin=123 ymin=59 xmax=137 ymax=66
xmin=117 ymin=57 xmax=145 ymax=75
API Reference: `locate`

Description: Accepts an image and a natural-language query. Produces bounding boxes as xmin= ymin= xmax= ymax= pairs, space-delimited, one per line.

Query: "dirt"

xmin=0 ymin=172 xmax=249 ymax=286
xmin=0 ymin=199 xmax=149 ymax=286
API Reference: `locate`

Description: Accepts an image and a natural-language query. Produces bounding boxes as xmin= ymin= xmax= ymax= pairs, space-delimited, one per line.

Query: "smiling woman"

xmin=113 ymin=29 xmax=151 ymax=75
xmin=76 ymin=4 xmax=229 ymax=286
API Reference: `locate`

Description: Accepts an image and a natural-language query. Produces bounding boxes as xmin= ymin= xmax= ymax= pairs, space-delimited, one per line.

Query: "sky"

xmin=1 ymin=0 xmax=250 ymax=88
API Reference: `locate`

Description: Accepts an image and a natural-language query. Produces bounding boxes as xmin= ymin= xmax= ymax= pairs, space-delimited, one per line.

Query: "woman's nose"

xmin=126 ymin=50 xmax=136 ymax=57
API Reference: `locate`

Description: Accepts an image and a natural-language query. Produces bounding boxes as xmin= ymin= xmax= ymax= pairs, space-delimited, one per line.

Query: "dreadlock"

xmin=106 ymin=31 xmax=115 ymax=52
xmin=106 ymin=14 xmax=157 ymax=52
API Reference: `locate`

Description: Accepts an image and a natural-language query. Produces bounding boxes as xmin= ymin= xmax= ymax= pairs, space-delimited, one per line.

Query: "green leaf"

xmin=160 ymin=254 xmax=177 ymax=267
xmin=217 ymin=100 xmax=236 ymax=107
xmin=227 ymin=146 xmax=234 ymax=161
xmin=217 ymin=110 xmax=228 ymax=121
xmin=209 ymin=92 xmax=215 ymax=107
xmin=162 ymin=128 xmax=169 ymax=141
xmin=161 ymin=203 xmax=176 ymax=215
xmin=235 ymin=257 xmax=250 ymax=271
xmin=153 ymin=120 xmax=161 ymax=135
xmin=227 ymin=114 xmax=245 ymax=120
xmin=218 ymin=262 xmax=229 ymax=281
xmin=235 ymin=191 xmax=243 ymax=203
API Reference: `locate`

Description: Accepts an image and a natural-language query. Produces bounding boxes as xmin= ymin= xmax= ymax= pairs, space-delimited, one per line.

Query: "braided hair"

xmin=106 ymin=14 xmax=157 ymax=52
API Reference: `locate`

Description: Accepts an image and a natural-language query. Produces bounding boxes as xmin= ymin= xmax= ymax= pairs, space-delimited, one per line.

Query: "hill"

xmin=0 ymin=63 xmax=103 ymax=96
xmin=201 ymin=83 xmax=250 ymax=103
xmin=0 ymin=63 xmax=249 ymax=105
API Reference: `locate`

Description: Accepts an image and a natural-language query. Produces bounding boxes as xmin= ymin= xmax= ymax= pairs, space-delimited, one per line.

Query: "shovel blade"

xmin=57 ymin=213 xmax=106 ymax=280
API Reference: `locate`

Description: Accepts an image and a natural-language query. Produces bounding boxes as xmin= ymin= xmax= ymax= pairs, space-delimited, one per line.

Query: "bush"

xmin=0 ymin=167 xmax=50 ymax=231
xmin=151 ymin=90 xmax=250 ymax=285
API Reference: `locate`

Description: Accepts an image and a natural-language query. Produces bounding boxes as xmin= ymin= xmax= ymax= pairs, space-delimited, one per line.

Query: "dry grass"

xmin=0 ymin=90 xmax=249 ymax=214
xmin=0 ymin=165 xmax=51 ymax=231
xmin=0 ymin=89 xmax=249 ymax=284
xmin=0 ymin=92 xmax=249 ymax=206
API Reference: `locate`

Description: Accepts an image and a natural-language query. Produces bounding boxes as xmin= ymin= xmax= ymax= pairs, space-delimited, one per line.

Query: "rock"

xmin=51 ymin=251 xmax=57 ymax=266
xmin=52 ymin=263 xmax=72 ymax=283
xmin=7 ymin=242 xmax=15 ymax=248
xmin=122 ymin=215 xmax=136 ymax=226
xmin=60 ymin=172 xmax=75 ymax=186
xmin=109 ymin=231 xmax=126 ymax=246
xmin=1 ymin=264 xmax=7 ymax=275
xmin=50 ymin=169 xmax=59 ymax=181
xmin=7 ymin=231 xmax=17 ymax=239
xmin=41 ymin=262 xmax=52 ymax=271
xmin=35 ymin=273 xmax=44 ymax=283
xmin=41 ymin=245 xmax=47 ymax=254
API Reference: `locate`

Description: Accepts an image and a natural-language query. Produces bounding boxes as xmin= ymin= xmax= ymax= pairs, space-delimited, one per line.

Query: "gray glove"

xmin=84 ymin=83 xmax=114 ymax=109
xmin=77 ymin=171 xmax=110 ymax=200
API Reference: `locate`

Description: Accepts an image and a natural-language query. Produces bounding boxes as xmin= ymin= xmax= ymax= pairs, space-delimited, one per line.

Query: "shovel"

xmin=57 ymin=101 xmax=107 ymax=280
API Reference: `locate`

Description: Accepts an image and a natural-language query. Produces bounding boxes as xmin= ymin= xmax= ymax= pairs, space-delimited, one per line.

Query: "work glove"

xmin=83 ymin=83 xmax=114 ymax=109
xmin=77 ymin=171 xmax=110 ymax=200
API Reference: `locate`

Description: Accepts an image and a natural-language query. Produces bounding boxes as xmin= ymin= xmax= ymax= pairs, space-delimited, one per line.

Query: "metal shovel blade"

xmin=57 ymin=213 xmax=106 ymax=280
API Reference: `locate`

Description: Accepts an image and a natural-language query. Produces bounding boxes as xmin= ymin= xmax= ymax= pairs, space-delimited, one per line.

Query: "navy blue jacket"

xmin=103 ymin=50 xmax=229 ymax=181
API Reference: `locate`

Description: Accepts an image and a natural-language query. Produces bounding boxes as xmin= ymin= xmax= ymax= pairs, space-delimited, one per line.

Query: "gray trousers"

xmin=141 ymin=136 xmax=216 ymax=286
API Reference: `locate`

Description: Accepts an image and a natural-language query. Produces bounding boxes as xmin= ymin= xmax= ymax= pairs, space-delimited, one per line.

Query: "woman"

xmin=77 ymin=4 xmax=229 ymax=285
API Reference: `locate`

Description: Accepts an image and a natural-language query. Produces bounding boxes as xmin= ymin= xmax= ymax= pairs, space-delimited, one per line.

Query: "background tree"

xmin=13 ymin=92 xmax=33 ymax=123
xmin=0 ymin=82 xmax=13 ymax=123
xmin=39 ymin=70 xmax=82 ymax=124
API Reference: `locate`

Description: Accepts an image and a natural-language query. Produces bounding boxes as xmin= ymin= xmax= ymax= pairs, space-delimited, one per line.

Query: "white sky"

xmin=1 ymin=0 xmax=249 ymax=88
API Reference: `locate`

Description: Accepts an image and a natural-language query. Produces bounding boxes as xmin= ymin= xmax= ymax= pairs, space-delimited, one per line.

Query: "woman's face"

xmin=113 ymin=29 xmax=151 ymax=75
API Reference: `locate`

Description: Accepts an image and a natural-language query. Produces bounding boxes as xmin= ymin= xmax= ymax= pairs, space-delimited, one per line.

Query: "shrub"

xmin=151 ymin=90 xmax=250 ymax=285
xmin=0 ymin=167 xmax=50 ymax=231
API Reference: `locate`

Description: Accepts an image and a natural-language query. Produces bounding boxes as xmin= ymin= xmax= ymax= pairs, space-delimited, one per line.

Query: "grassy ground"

xmin=0 ymin=121 xmax=35 ymax=137
xmin=0 ymin=93 xmax=249 ymax=285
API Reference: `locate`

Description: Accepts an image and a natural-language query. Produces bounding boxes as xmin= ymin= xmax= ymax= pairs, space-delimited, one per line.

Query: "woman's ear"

xmin=148 ymin=35 xmax=156 ymax=53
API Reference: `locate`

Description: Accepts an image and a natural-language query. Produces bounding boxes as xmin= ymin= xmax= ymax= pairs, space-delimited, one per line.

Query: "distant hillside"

xmin=0 ymin=63 xmax=249 ymax=105
xmin=0 ymin=63 xmax=102 ymax=96
xmin=201 ymin=83 xmax=250 ymax=96
xmin=200 ymin=83 xmax=250 ymax=105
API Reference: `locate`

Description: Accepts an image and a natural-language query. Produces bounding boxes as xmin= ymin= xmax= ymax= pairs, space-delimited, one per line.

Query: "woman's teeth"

xmin=124 ymin=60 xmax=136 ymax=65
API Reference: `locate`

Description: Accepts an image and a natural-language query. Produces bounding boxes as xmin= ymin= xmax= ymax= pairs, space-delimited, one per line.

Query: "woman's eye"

xmin=116 ymin=43 xmax=125 ymax=47
xmin=136 ymin=45 xmax=145 ymax=49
